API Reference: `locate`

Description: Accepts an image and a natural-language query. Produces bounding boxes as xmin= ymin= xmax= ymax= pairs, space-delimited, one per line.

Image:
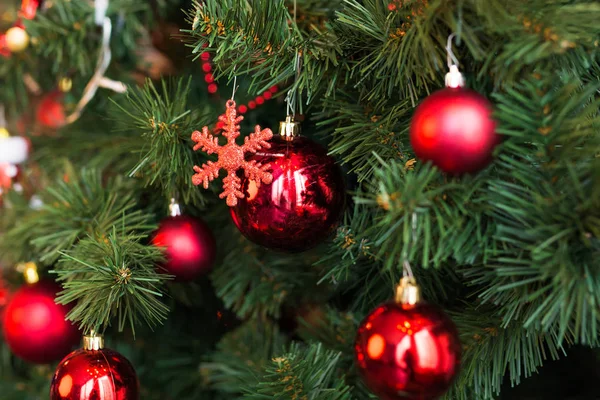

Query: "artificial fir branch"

xmin=316 ymin=94 xmax=413 ymax=182
xmin=111 ymin=78 xmax=213 ymax=206
xmin=355 ymin=158 xmax=492 ymax=271
xmin=449 ymin=307 xmax=570 ymax=399
xmin=466 ymin=74 xmax=600 ymax=346
xmin=211 ymin=226 xmax=331 ymax=319
xmin=202 ymin=319 xmax=289 ymax=396
xmin=53 ymin=228 xmax=170 ymax=334
xmin=244 ymin=342 xmax=354 ymax=400
xmin=0 ymin=164 xmax=153 ymax=266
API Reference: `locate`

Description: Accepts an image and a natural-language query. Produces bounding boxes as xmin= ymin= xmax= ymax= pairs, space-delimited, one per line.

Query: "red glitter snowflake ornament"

xmin=192 ymin=100 xmax=273 ymax=206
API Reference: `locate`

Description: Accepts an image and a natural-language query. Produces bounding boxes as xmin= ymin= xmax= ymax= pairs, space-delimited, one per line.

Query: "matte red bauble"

xmin=152 ymin=215 xmax=216 ymax=281
xmin=355 ymin=300 xmax=461 ymax=399
xmin=36 ymin=91 xmax=66 ymax=129
xmin=50 ymin=335 xmax=139 ymax=400
xmin=410 ymin=88 xmax=498 ymax=174
xmin=2 ymin=280 xmax=79 ymax=364
xmin=230 ymin=135 xmax=345 ymax=252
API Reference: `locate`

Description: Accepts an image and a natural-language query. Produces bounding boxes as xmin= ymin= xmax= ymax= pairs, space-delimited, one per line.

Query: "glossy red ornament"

xmin=36 ymin=91 xmax=67 ymax=129
xmin=410 ymin=88 xmax=498 ymax=174
xmin=152 ymin=215 xmax=216 ymax=281
xmin=2 ymin=280 xmax=79 ymax=364
xmin=230 ymin=135 xmax=346 ymax=252
xmin=50 ymin=343 xmax=139 ymax=400
xmin=355 ymin=302 xmax=461 ymax=400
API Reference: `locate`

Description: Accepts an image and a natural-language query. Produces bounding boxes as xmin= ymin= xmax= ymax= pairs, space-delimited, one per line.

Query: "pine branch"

xmin=184 ymin=0 xmax=347 ymax=107
xmin=111 ymin=78 xmax=213 ymax=206
xmin=212 ymin=229 xmax=330 ymax=319
xmin=448 ymin=306 xmax=570 ymax=400
xmin=202 ymin=319 xmax=289 ymax=396
xmin=1 ymin=163 xmax=153 ymax=266
xmin=25 ymin=0 xmax=151 ymax=75
xmin=53 ymin=227 xmax=170 ymax=334
xmin=463 ymin=74 xmax=600 ymax=346
xmin=244 ymin=342 xmax=354 ymax=400
xmin=354 ymin=157 xmax=493 ymax=271
xmin=316 ymin=93 xmax=413 ymax=182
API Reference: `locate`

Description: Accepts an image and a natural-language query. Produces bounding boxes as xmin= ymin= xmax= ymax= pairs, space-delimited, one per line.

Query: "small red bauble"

xmin=230 ymin=135 xmax=346 ymax=252
xmin=355 ymin=301 xmax=461 ymax=400
xmin=152 ymin=215 xmax=216 ymax=281
xmin=410 ymin=88 xmax=498 ymax=174
xmin=50 ymin=336 xmax=139 ymax=400
xmin=2 ymin=280 xmax=79 ymax=364
xmin=36 ymin=91 xmax=67 ymax=129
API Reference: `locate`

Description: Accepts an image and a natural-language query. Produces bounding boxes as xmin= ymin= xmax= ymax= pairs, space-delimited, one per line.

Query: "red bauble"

xmin=2 ymin=280 xmax=79 ymax=364
xmin=230 ymin=135 xmax=346 ymax=252
xmin=410 ymin=88 xmax=498 ymax=174
xmin=50 ymin=344 xmax=139 ymax=400
xmin=152 ymin=215 xmax=216 ymax=281
xmin=355 ymin=302 xmax=461 ymax=400
xmin=36 ymin=91 xmax=66 ymax=129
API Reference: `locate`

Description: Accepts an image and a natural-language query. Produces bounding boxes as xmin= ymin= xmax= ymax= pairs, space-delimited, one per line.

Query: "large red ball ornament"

xmin=50 ymin=335 xmax=139 ymax=400
xmin=2 ymin=280 xmax=80 ymax=364
xmin=152 ymin=215 xmax=216 ymax=281
xmin=230 ymin=135 xmax=346 ymax=252
xmin=410 ymin=88 xmax=498 ymax=174
xmin=355 ymin=301 xmax=461 ymax=400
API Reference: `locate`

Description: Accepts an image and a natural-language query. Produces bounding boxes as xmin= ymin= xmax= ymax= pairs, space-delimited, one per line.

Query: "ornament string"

xmin=65 ymin=0 xmax=127 ymax=125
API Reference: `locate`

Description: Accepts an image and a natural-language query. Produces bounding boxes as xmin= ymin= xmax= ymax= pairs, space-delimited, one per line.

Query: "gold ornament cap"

xmin=395 ymin=277 xmax=422 ymax=306
xmin=279 ymin=116 xmax=300 ymax=141
xmin=16 ymin=262 xmax=40 ymax=284
xmin=83 ymin=333 xmax=105 ymax=351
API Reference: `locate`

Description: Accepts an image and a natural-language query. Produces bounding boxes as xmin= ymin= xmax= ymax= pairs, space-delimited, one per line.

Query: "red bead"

xmin=410 ymin=88 xmax=498 ymax=174
xmin=269 ymin=85 xmax=279 ymax=93
xmin=50 ymin=347 xmax=139 ymax=400
xmin=263 ymin=91 xmax=272 ymax=100
xmin=238 ymin=105 xmax=248 ymax=114
xmin=201 ymin=51 xmax=210 ymax=61
xmin=230 ymin=136 xmax=346 ymax=252
xmin=152 ymin=215 xmax=216 ymax=281
xmin=202 ymin=63 xmax=212 ymax=72
xmin=2 ymin=280 xmax=79 ymax=364
xmin=255 ymin=95 xmax=265 ymax=105
xmin=36 ymin=91 xmax=66 ymax=129
xmin=204 ymin=73 xmax=214 ymax=83
xmin=248 ymin=100 xmax=257 ymax=109
xmin=208 ymin=83 xmax=218 ymax=94
xmin=355 ymin=302 xmax=461 ymax=400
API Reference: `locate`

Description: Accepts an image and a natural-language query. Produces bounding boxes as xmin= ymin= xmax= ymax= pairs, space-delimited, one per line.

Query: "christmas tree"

xmin=1 ymin=0 xmax=599 ymax=399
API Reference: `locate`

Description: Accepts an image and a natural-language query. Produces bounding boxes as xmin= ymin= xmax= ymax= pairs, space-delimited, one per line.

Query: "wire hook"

xmin=446 ymin=33 xmax=460 ymax=68
xmin=231 ymin=73 xmax=238 ymax=101
xmin=402 ymin=212 xmax=418 ymax=278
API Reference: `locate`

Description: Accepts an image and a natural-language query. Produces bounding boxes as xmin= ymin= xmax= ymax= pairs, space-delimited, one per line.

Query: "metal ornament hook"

xmin=231 ymin=73 xmax=238 ymax=101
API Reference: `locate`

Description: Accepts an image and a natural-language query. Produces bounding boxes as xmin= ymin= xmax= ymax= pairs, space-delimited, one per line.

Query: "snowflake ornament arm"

xmin=191 ymin=100 xmax=274 ymax=207
xmin=192 ymin=161 xmax=220 ymax=189
xmin=191 ymin=127 xmax=220 ymax=154
xmin=242 ymin=125 xmax=273 ymax=153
